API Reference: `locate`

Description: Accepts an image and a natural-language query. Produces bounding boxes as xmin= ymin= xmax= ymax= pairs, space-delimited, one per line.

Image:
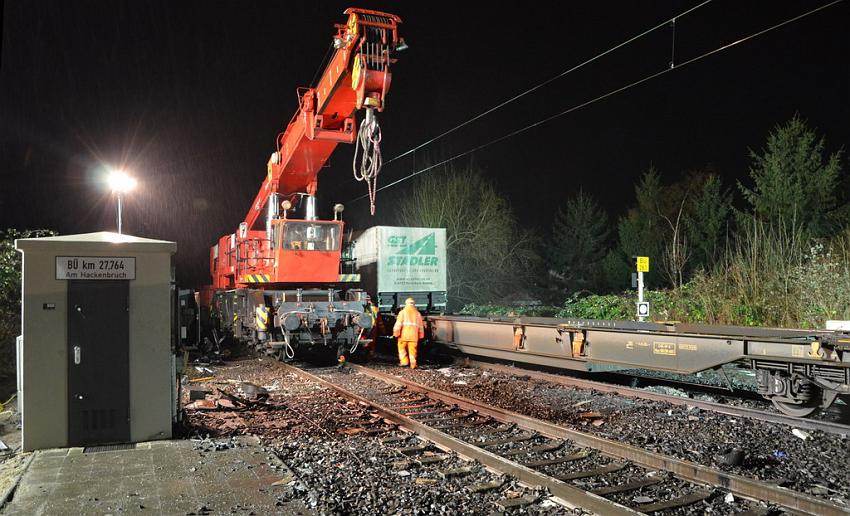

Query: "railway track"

xmin=186 ymin=360 xmax=560 ymax=513
xmin=282 ymin=362 xmax=850 ymax=515
xmin=467 ymin=360 xmax=850 ymax=437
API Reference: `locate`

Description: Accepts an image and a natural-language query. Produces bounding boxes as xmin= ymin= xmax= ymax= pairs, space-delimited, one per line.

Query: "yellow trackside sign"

xmin=637 ymin=256 xmax=649 ymax=272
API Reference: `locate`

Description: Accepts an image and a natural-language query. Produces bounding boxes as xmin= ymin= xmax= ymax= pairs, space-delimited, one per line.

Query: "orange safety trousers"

xmin=398 ymin=340 xmax=419 ymax=369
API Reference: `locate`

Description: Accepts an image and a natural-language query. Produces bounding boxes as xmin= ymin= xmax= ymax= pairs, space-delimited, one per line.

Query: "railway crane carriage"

xmin=205 ymin=8 xmax=406 ymax=360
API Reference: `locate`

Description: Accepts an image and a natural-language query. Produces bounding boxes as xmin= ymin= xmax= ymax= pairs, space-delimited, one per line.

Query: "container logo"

xmin=396 ymin=232 xmax=436 ymax=255
xmin=387 ymin=232 xmax=438 ymax=266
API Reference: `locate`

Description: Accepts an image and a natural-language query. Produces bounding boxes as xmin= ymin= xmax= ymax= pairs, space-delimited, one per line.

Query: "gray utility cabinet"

xmin=15 ymin=232 xmax=177 ymax=451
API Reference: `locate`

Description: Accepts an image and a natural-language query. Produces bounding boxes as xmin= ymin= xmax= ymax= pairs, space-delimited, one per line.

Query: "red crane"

xmin=210 ymin=8 xmax=404 ymax=291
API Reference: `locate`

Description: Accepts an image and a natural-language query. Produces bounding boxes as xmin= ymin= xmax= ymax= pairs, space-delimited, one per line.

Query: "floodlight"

xmin=108 ymin=169 xmax=137 ymax=193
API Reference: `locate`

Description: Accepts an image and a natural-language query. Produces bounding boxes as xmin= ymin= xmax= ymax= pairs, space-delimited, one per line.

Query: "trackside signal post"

xmin=636 ymin=256 xmax=649 ymax=321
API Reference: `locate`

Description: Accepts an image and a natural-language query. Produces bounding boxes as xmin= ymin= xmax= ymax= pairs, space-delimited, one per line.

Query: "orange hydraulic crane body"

xmin=210 ymin=8 xmax=403 ymax=290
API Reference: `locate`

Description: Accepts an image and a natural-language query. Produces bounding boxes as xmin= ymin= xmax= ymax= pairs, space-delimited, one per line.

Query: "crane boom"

xmin=210 ymin=8 xmax=404 ymax=291
xmin=244 ymin=8 xmax=402 ymax=230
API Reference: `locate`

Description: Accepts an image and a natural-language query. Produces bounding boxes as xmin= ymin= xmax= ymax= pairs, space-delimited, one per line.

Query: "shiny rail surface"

xmin=341 ymin=363 xmax=850 ymax=516
xmin=281 ymin=362 xmax=640 ymax=514
xmin=469 ymin=360 xmax=850 ymax=437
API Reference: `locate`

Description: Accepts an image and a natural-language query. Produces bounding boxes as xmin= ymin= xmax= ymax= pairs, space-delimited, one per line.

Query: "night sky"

xmin=2 ymin=1 xmax=848 ymax=286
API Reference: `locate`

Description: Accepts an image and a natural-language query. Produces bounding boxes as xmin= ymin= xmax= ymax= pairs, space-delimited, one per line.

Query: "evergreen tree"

xmin=614 ymin=168 xmax=665 ymax=288
xmin=548 ymin=190 xmax=610 ymax=293
xmin=686 ymin=174 xmax=732 ymax=268
xmin=739 ymin=115 xmax=844 ymax=238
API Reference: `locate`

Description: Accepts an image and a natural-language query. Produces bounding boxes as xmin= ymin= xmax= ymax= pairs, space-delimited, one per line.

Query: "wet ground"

xmin=2 ymin=354 xmax=847 ymax=514
xmin=182 ymin=358 xmax=571 ymax=515
xmin=1 ymin=437 xmax=311 ymax=515
xmin=0 ymin=404 xmax=28 ymax=509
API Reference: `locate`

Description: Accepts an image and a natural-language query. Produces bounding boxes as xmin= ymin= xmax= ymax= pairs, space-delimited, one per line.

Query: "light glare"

xmin=108 ymin=169 xmax=137 ymax=193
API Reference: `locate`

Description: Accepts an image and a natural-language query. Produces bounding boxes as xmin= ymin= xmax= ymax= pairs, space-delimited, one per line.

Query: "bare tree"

xmin=395 ymin=162 xmax=538 ymax=310
xmin=660 ymin=196 xmax=691 ymax=289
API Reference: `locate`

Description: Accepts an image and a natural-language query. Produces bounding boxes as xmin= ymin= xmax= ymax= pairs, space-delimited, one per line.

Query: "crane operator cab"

xmin=281 ymin=221 xmax=340 ymax=252
xmin=268 ymin=219 xmax=344 ymax=284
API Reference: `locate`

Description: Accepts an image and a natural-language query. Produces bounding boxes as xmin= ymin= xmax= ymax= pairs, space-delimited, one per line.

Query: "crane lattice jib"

xmin=243 ymin=8 xmax=403 ymax=230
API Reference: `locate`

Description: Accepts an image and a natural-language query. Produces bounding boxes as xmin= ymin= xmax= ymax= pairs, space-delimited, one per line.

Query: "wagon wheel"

xmin=771 ymin=388 xmax=838 ymax=417
xmin=771 ymin=396 xmax=821 ymax=417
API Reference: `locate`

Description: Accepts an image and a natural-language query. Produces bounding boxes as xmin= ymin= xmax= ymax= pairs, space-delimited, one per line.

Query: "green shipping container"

xmin=349 ymin=226 xmax=447 ymax=313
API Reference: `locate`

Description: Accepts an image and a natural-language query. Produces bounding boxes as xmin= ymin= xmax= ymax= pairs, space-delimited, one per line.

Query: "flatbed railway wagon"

xmin=427 ymin=316 xmax=850 ymax=417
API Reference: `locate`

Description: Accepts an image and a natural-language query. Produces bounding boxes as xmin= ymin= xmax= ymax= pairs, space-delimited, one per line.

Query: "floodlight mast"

xmin=107 ymin=169 xmax=136 ymax=234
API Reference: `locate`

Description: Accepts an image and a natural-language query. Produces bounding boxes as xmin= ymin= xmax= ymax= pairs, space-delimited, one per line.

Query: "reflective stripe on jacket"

xmin=393 ymin=306 xmax=424 ymax=341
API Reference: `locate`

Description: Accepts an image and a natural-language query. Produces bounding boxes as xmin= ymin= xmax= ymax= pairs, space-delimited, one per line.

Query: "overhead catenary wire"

xmin=352 ymin=0 xmax=844 ymax=202
xmin=379 ymin=0 xmax=714 ymax=170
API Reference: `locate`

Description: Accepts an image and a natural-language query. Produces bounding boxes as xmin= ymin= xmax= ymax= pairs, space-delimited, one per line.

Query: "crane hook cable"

xmin=351 ymin=0 xmax=844 ymax=202
xmin=352 ymin=107 xmax=382 ymax=215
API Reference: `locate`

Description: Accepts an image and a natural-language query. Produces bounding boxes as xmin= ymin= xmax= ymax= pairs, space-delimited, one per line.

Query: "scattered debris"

xmin=189 ymin=387 xmax=211 ymax=400
xmin=496 ymin=494 xmax=536 ymax=509
xmin=185 ymin=399 xmax=217 ymax=410
xmin=216 ymin=398 xmax=235 ymax=409
xmin=178 ymin=357 xmax=848 ymax=515
xmin=539 ymin=498 xmax=560 ymax=509
xmin=718 ymin=448 xmax=745 ymax=467
xmin=792 ymin=429 xmax=811 ymax=441
xmin=439 ymin=467 xmax=472 ymax=479
xmin=466 ymin=480 xmax=504 ymax=493
xmin=578 ymin=411 xmax=603 ymax=419
xmin=240 ymin=382 xmax=269 ymax=400
xmin=391 ymin=460 xmax=412 ymax=470
xmin=271 ymin=474 xmax=294 ymax=486
xmin=337 ymin=427 xmax=365 ymax=435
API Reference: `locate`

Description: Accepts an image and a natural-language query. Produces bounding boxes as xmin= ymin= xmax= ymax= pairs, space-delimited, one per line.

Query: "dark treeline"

xmin=399 ymin=116 xmax=850 ymax=327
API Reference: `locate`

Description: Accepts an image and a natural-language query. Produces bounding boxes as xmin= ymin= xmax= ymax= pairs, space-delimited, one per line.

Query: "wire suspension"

xmin=669 ymin=18 xmax=677 ymax=69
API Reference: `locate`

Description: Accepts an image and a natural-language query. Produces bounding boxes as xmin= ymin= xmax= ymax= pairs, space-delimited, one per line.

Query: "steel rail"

xmin=279 ymin=363 xmax=640 ymax=515
xmin=349 ymin=363 xmax=850 ymax=516
xmin=469 ymin=360 xmax=850 ymax=436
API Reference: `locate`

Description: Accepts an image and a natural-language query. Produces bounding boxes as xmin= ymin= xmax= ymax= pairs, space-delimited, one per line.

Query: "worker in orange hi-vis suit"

xmin=393 ymin=298 xmax=425 ymax=369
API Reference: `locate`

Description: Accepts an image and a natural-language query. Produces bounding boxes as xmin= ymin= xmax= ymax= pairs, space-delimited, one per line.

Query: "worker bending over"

xmin=393 ymin=298 xmax=424 ymax=369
